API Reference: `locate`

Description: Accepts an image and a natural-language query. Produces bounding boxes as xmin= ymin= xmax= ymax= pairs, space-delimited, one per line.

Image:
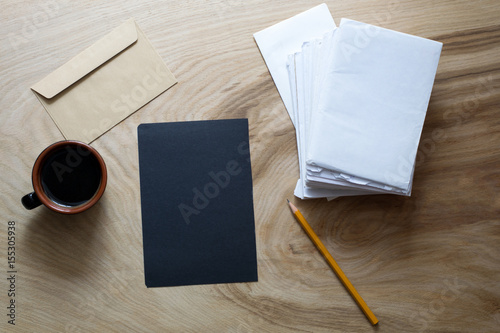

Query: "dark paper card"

xmin=138 ymin=119 xmax=258 ymax=288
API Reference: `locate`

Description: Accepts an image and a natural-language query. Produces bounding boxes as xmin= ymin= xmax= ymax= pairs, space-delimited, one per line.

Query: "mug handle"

xmin=22 ymin=192 xmax=42 ymax=210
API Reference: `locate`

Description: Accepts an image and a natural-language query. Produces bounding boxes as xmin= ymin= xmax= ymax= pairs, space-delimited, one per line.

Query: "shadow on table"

xmin=23 ymin=198 xmax=108 ymax=279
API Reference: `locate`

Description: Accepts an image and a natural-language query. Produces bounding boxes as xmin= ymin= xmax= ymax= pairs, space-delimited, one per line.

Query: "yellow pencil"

xmin=287 ymin=199 xmax=379 ymax=326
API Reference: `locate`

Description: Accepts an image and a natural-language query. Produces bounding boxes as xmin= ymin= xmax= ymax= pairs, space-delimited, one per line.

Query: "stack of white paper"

xmin=254 ymin=4 xmax=442 ymax=199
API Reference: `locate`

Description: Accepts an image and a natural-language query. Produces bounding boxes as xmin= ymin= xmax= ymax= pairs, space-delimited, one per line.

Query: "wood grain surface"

xmin=1 ymin=1 xmax=499 ymax=332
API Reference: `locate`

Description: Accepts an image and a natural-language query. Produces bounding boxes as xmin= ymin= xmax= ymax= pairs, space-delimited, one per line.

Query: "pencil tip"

xmin=286 ymin=199 xmax=290 ymax=203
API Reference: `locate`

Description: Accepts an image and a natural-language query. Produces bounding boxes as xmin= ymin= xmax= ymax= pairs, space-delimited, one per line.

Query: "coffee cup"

xmin=22 ymin=141 xmax=107 ymax=214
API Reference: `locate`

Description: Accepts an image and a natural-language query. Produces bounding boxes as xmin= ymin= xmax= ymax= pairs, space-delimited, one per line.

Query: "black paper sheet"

xmin=138 ymin=119 xmax=258 ymax=287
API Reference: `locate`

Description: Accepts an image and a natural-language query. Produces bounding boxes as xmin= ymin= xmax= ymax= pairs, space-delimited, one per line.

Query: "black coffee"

xmin=40 ymin=145 xmax=102 ymax=207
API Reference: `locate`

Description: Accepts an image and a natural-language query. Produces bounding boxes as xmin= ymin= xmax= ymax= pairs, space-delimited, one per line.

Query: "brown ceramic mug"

xmin=22 ymin=141 xmax=107 ymax=214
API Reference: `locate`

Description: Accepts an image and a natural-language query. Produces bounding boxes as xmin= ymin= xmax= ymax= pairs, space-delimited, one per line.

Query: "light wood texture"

xmin=1 ymin=1 xmax=499 ymax=332
xmin=288 ymin=201 xmax=379 ymax=326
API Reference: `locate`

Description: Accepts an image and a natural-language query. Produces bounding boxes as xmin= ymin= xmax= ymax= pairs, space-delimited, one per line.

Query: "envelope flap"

xmin=31 ymin=18 xmax=138 ymax=99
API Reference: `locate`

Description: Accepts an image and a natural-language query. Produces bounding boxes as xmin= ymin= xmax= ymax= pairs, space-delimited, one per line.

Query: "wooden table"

xmin=1 ymin=1 xmax=499 ymax=332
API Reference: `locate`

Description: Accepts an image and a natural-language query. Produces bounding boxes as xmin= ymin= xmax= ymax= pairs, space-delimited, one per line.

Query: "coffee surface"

xmin=40 ymin=146 xmax=101 ymax=207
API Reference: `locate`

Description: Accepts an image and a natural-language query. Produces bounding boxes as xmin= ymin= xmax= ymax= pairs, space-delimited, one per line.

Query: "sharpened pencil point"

xmin=287 ymin=199 xmax=290 ymax=203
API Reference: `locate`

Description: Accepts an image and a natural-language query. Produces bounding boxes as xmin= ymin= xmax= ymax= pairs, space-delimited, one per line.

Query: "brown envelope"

xmin=31 ymin=18 xmax=177 ymax=143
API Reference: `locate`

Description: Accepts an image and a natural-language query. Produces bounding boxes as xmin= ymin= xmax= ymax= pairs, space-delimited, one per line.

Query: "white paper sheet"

xmin=289 ymin=29 xmax=383 ymax=198
xmin=289 ymin=32 xmax=359 ymax=199
xmin=255 ymin=6 xmax=442 ymax=200
xmin=253 ymin=3 xmax=336 ymax=126
xmin=307 ymin=19 xmax=442 ymax=191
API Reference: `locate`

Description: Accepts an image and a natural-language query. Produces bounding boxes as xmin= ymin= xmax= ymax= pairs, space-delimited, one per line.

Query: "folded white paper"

xmin=255 ymin=4 xmax=442 ymax=200
xmin=288 ymin=31 xmax=352 ymax=199
xmin=307 ymin=19 xmax=442 ymax=192
xmin=253 ymin=4 xmax=335 ymax=126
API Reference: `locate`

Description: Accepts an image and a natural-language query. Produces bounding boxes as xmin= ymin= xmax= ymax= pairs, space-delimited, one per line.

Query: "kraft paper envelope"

xmin=31 ymin=18 xmax=177 ymax=143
